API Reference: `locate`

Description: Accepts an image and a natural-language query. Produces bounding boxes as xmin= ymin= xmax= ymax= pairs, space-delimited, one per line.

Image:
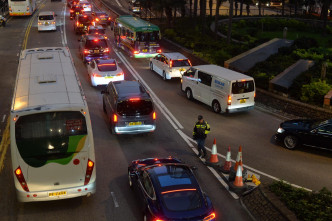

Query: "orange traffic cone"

xmin=220 ymin=146 xmax=232 ymax=174
xmin=209 ymin=139 xmax=219 ymax=164
xmin=234 ymin=145 xmax=242 ymax=172
xmin=229 ymin=160 xmax=247 ymax=194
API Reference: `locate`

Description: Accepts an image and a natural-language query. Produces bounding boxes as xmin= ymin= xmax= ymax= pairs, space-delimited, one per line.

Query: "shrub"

xmin=164 ymin=28 xmax=177 ymax=40
xmin=293 ymin=37 xmax=318 ymax=49
xmin=300 ymin=80 xmax=332 ymax=105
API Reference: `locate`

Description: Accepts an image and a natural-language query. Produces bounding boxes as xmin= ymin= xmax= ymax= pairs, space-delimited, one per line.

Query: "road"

xmin=0 ymin=0 xmax=331 ymax=220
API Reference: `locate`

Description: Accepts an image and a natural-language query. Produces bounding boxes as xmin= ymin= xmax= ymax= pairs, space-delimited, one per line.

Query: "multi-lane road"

xmin=0 ymin=0 xmax=331 ymax=220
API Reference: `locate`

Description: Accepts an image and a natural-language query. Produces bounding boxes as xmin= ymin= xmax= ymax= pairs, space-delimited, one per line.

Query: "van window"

xmin=232 ymin=80 xmax=255 ymax=94
xmin=183 ymin=68 xmax=196 ymax=77
xmin=198 ymin=71 xmax=212 ymax=86
xmin=117 ymin=99 xmax=153 ymax=116
xmin=39 ymin=15 xmax=54 ymax=20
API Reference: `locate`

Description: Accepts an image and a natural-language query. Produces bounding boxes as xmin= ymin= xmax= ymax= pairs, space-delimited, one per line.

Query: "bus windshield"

xmin=136 ymin=31 xmax=159 ymax=42
xmin=15 ymin=111 xmax=88 ymax=167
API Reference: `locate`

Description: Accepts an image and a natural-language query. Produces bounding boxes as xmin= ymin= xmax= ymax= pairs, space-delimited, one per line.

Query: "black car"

xmin=70 ymin=5 xmax=83 ymax=20
xmin=128 ymin=157 xmax=216 ymax=221
xmin=87 ymin=25 xmax=106 ymax=35
xmin=101 ymin=80 xmax=156 ymax=134
xmin=92 ymin=11 xmax=111 ymax=26
xmin=74 ymin=14 xmax=93 ymax=34
xmin=79 ymin=34 xmax=110 ymax=63
xmin=275 ymin=119 xmax=332 ymax=150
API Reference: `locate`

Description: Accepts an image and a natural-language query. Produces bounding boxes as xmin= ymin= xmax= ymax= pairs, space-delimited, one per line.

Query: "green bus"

xmin=114 ymin=15 xmax=161 ymax=58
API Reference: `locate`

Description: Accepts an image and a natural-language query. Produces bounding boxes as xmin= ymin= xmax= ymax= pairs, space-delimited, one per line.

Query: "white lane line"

xmin=111 ymin=192 xmax=119 ymax=208
xmin=17 ymin=53 xmax=19 ymax=56
xmin=115 ymin=0 xmax=122 ymax=7
xmin=115 ymin=51 xmax=184 ymax=130
xmin=63 ymin=4 xmax=67 ymax=46
xmin=2 ymin=115 xmax=6 ymax=123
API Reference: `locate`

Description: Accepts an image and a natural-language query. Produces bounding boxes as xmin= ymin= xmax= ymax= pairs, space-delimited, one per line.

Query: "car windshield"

xmin=232 ymin=80 xmax=255 ymax=94
xmin=97 ymin=60 xmax=117 ymax=71
xmin=89 ymin=29 xmax=105 ymax=35
xmin=39 ymin=15 xmax=54 ymax=20
xmin=15 ymin=111 xmax=87 ymax=167
xmin=311 ymin=120 xmax=329 ymax=129
xmin=86 ymin=39 xmax=107 ymax=48
xmin=172 ymin=59 xmax=190 ymax=67
xmin=117 ymin=99 xmax=153 ymax=116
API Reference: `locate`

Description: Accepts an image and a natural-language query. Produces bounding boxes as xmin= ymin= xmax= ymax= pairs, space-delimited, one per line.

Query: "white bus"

xmin=8 ymin=0 xmax=36 ymax=16
xmin=10 ymin=47 xmax=96 ymax=202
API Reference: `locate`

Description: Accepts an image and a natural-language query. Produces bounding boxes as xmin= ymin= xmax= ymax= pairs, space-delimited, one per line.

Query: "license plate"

xmin=76 ymin=12 xmax=79 ymax=14
xmin=128 ymin=122 xmax=142 ymax=126
xmin=49 ymin=191 xmax=67 ymax=197
xmin=105 ymin=76 xmax=114 ymax=79
xmin=101 ymin=18 xmax=107 ymax=20
xmin=240 ymin=99 xmax=246 ymax=103
xmin=142 ymin=49 xmax=147 ymax=52
xmin=79 ymin=24 xmax=83 ymax=27
xmin=94 ymin=50 xmax=99 ymax=53
xmin=45 ymin=23 xmax=49 ymax=26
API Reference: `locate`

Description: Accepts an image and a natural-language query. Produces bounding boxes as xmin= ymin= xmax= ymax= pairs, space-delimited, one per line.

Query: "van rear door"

xmin=230 ymin=79 xmax=255 ymax=108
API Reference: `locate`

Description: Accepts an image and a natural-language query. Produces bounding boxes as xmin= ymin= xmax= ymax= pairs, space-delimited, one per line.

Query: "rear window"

xmin=39 ymin=15 xmax=54 ymax=20
xmin=89 ymin=29 xmax=105 ymax=35
xmin=161 ymin=190 xmax=201 ymax=211
xmin=86 ymin=39 xmax=107 ymax=49
xmin=97 ymin=61 xmax=117 ymax=72
xmin=172 ymin=59 xmax=190 ymax=67
xmin=117 ymin=99 xmax=153 ymax=116
xmin=15 ymin=111 xmax=88 ymax=167
xmin=232 ymin=80 xmax=255 ymax=94
xmin=78 ymin=16 xmax=92 ymax=23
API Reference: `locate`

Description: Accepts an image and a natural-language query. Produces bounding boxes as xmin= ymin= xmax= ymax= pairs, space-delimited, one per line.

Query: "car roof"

xmin=113 ymin=81 xmax=150 ymax=100
xmin=161 ymin=52 xmax=188 ymax=60
xmin=85 ymin=34 xmax=106 ymax=40
xmin=89 ymin=25 xmax=104 ymax=30
xmin=39 ymin=11 xmax=54 ymax=16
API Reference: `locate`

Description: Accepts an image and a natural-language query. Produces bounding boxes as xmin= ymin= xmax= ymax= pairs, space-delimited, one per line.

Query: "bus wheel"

xmin=186 ymin=88 xmax=193 ymax=100
xmin=212 ymin=100 xmax=221 ymax=113
xmin=162 ymin=71 xmax=167 ymax=81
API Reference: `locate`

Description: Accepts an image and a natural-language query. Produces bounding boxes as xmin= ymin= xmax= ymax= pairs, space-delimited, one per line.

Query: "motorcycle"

xmin=0 ymin=16 xmax=6 ymax=27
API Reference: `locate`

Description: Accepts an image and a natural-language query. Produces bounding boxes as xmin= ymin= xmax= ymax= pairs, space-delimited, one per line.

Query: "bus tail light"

xmin=203 ymin=212 xmax=216 ymax=221
xmin=104 ymin=48 xmax=110 ymax=53
xmin=134 ymin=50 xmax=139 ymax=54
xmin=26 ymin=6 xmax=30 ymax=12
xmin=170 ymin=60 xmax=173 ymax=68
xmin=15 ymin=167 xmax=29 ymax=192
xmin=227 ymin=95 xmax=232 ymax=105
xmin=153 ymin=112 xmax=156 ymax=120
xmin=157 ymin=49 xmax=162 ymax=53
xmin=113 ymin=114 xmax=118 ymax=123
xmin=92 ymin=73 xmax=102 ymax=77
xmin=108 ymin=17 xmax=111 ymax=20
xmin=84 ymin=159 xmax=94 ymax=185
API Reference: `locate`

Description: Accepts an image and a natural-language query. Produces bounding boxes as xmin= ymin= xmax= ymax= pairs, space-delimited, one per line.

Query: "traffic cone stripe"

xmin=234 ymin=145 xmax=242 ymax=171
xmin=233 ymin=164 xmax=244 ymax=187
xmin=222 ymin=146 xmax=232 ymax=172
xmin=209 ymin=138 xmax=219 ymax=164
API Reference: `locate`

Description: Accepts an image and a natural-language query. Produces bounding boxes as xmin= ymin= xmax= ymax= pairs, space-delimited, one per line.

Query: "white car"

xmin=38 ymin=11 xmax=56 ymax=31
xmin=87 ymin=58 xmax=124 ymax=87
xmin=149 ymin=52 xmax=192 ymax=80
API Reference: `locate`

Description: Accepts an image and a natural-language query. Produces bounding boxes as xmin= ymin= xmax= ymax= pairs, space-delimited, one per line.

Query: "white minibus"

xmin=181 ymin=64 xmax=255 ymax=113
xmin=10 ymin=47 xmax=96 ymax=202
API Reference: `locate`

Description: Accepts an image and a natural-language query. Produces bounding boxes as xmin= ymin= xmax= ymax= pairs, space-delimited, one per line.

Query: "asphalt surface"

xmin=0 ymin=0 xmax=331 ymax=220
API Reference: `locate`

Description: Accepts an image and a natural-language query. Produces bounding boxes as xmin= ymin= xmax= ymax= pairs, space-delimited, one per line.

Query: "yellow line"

xmin=0 ymin=120 xmax=10 ymax=173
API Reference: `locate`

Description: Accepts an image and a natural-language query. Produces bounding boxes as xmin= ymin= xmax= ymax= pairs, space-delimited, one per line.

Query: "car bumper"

xmin=226 ymin=105 xmax=255 ymax=113
xmin=274 ymin=133 xmax=284 ymax=142
xmin=115 ymin=124 xmax=156 ymax=134
xmin=38 ymin=25 xmax=56 ymax=31
xmin=16 ymin=181 xmax=96 ymax=202
xmin=91 ymin=75 xmax=124 ymax=86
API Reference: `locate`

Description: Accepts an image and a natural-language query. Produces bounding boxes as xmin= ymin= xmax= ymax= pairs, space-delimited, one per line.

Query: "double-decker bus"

xmin=10 ymin=47 xmax=96 ymax=202
xmin=8 ymin=0 xmax=36 ymax=16
xmin=114 ymin=15 xmax=161 ymax=58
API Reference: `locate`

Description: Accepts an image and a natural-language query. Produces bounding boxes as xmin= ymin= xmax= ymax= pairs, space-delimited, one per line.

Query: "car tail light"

xmin=26 ymin=6 xmax=29 ymax=11
xmin=104 ymin=48 xmax=110 ymax=53
xmin=76 ymin=21 xmax=80 ymax=26
xmin=93 ymin=39 xmax=99 ymax=42
xmin=95 ymin=18 xmax=99 ymax=22
xmin=157 ymin=49 xmax=162 ymax=53
xmin=84 ymin=49 xmax=90 ymax=54
xmin=116 ymin=72 xmax=123 ymax=76
xmin=84 ymin=15 xmax=87 ymax=18
xmin=170 ymin=60 xmax=173 ymax=68
xmin=38 ymin=22 xmax=42 ymax=25
xmin=113 ymin=114 xmax=118 ymax=123
xmin=134 ymin=50 xmax=139 ymax=54
xmin=108 ymin=17 xmax=111 ymax=20
xmin=52 ymin=22 xmax=55 ymax=24
xmin=227 ymin=95 xmax=231 ymax=105
xmin=70 ymin=9 xmax=74 ymax=13
xmin=84 ymin=159 xmax=94 ymax=185
xmin=15 ymin=167 xmax=29 ymax=192
xmin=92 ymin=73 xmax=102 ymax=77
xmin=203 ymin=212 xmax=216 ymax=221
xmin=188 ymin=59 xmax=192 ymax=66
xmin=129 ymin=98 xmax=140 ymax=101
xmin=153 ymin=112 xmax=156 ymax=120
xmin=154 ymin=219 xmax=165 ymax=221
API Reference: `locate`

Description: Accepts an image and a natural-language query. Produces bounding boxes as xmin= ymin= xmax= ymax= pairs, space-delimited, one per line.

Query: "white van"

xmin=38 ymin=11 xmax=56 ymax=31
xmin=181 ymin=64 xmax=255 ymax=113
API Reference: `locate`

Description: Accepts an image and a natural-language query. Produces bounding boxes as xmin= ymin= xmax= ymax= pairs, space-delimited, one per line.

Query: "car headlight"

xmin=277 ymin=127 xmax=285 ymax=133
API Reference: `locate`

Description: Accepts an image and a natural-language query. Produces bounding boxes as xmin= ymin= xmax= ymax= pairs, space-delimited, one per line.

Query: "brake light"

xmin=203 ymin=212 xmax=216 ymax=221
xmin=84 ymin=159 xmax=94 ymax=185
xmin=153 ymin=112 xmax=156 ymax=120
xmin=52 ymin=22 xmax=55 ymax=24
xmin=94 ymin=39 xmax=99 ymax=42
xmin=134 ymin=50 xmax=139 ymax=54
xmin=84 ymin=49 xmax=90 ymax=54
xmin=154 ymin=219 xmax=165 ymax=221
xmin=116 ymin=72 xmax=123 ymax=76
xmin=76 ymin=21 xmax=80 ymax=26
xmin=113 ymin=114 xmax=118 ymax=123
xmin=70 ymin=9 xmax=74 ymax=13
xmin=104 ymin=48 xmax=110 ymax=53
xmin=15 ymin=167 xmax=29 ymax=192
xmin=227 ymin=95 xmax=232 ymax=105
xmin=161 ymin=189 xmax=197 ymax=194
xmin=157 ymin=49 xmax=162 ymax=53
xmin=129 ymin=98 xmax=140 ymax=101
xmin=92 ymin=73 xmax=102 ymax=77
xmin=170 ymin=60 xmax=173 ymax=68
xmin=38 ymin=22 xmax=42 ymax=25
xmin=95 ymin=18 xmax=99 ymax=22
xmin=108 ymin=17 xmax=111 ymax=20
xmin=188 ymin=59 xmax=192 ymax=66
xmin=84 ymin=15 xmax=87 ymax=18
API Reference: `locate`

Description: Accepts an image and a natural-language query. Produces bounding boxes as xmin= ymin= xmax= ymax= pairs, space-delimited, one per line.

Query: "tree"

xmin=227 ymin=0 xmax=234 ymax=43
xmin=320 ymin=0 xmax=332 ymax=34
xmin=214 ymin=0 xmax=223 ymax=37
xmin=194 ymin=0 xmax=198 ymax=17
xmin=209 ymin=0 xmax=213 ymax=18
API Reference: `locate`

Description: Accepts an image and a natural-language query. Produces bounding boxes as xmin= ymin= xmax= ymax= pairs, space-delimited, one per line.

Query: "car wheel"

xmin=162 ymin=71 xmax=167 ymax=81
xmin=128 ymin=171 xmax=133 ymax=188
xmin=149 ymin=62 xmax=153 ymax=71
xmin=283 ymin=135 xmax=298 ymax=150
xmin=103 ymin=100 xmax=106 ymax=113
xmin=186 ymin=88 xmax=193 ymax=100
xmin=212 ymin=100 xmax=221 ymax=113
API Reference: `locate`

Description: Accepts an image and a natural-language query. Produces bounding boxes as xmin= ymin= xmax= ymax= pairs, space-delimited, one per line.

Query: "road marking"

xmin=0 ymin=120 xmax=10 ymax=173
xmin=110 ymin=192 xmax=119 ymax=208
xmin=2 ymin=115 xmax=6 ymax=123
xmin=115 ymin=0 xmax=122 ymax=7
xmin=62 ymin=4 xmax=67 ymax=46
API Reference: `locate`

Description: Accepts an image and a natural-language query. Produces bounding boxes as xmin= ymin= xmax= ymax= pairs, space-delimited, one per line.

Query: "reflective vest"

xmin=193 ymin=121 xmax=210 ymax=139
